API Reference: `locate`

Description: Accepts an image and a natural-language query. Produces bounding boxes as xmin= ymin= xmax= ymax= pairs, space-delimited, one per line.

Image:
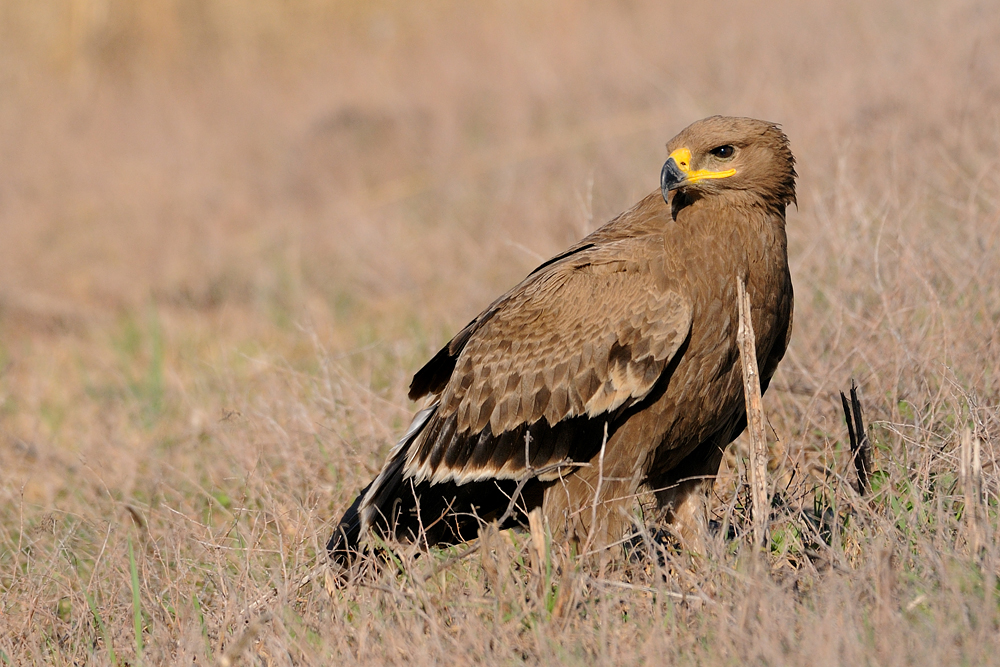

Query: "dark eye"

xmin=709 ymin=145 xmax=735 ymax=159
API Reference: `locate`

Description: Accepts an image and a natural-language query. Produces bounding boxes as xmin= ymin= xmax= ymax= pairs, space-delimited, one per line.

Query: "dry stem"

xmin=736 ymin=276 xmax=769 ymax=547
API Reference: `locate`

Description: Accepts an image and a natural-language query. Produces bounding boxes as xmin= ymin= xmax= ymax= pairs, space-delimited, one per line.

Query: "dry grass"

xmin=2 ymin=0 xmax=1000 ymax=664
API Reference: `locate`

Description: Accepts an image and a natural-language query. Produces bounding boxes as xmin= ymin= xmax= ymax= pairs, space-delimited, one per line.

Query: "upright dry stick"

xmin=960 ymin=427 xmax=983 ymax=554
xmin=736 ymin=276 xmax=769 ymax=547
xmin=840 ymin=382 xmax=872 ymax=495
xmin=581 ymin=421 xmax=609 ymax=558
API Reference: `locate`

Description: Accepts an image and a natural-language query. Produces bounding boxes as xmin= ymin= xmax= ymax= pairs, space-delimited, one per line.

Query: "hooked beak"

xmin=660 ymin=157 xmax=686 ymax=202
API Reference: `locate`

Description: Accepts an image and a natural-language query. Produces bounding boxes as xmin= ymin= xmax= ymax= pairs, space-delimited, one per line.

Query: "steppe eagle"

xmin=329 ymin=115 xmax=796 ymax=564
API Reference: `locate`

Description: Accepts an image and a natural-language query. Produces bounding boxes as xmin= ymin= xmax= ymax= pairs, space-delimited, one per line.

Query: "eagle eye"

xmin=709 ymin=145 xmax=735 ymax=159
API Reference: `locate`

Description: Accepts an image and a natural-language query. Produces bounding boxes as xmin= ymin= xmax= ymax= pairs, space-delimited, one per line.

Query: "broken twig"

xmin=736 ymin=276 xmax=769 ymax=547
xmin=840 ymin=380 xmax=871 ymax=495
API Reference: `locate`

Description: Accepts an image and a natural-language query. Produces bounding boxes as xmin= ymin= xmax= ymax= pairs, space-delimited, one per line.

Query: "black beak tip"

xmin=661 ymin=158 xmax=685 ymax=202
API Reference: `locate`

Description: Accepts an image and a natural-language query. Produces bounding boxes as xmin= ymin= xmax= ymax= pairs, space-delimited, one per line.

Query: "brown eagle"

xmin=329 ymin=116 xmax=795 ymax=563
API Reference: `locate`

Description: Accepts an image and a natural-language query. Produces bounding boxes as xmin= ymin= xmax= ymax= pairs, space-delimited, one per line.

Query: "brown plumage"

xmin=329 ymin=115 xmax=796 ymax=563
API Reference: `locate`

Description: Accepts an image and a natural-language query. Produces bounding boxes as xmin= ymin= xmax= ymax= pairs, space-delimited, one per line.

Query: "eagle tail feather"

xmin=327 ymin=405 xmax=438 ymax=567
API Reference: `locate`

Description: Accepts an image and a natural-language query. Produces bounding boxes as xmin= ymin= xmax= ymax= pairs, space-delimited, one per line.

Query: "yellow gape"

xmin=668 ymin=147 xmax=736 ymax=183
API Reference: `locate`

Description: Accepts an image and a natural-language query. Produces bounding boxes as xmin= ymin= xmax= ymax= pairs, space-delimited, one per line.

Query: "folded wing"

xmin=403 ymin=236 xmax=692 ymax=486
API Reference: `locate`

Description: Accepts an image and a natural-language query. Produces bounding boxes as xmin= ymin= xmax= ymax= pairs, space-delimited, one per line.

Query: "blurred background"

xmin=3 ymin=0 xmax=997 ymax=328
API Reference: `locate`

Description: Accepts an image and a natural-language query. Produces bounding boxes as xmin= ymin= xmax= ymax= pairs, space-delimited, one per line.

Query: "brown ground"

xmin=1 ymin=0 xmax=1000 ymax=664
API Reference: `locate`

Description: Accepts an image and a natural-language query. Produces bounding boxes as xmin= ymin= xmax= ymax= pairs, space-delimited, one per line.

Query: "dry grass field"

xmin=2 ymin=0 xmax=1000 ymax=664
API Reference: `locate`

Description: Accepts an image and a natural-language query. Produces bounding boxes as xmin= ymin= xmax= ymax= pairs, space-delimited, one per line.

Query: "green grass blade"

xmin=129 ymin=537 xmax=144 ymax=663
xmin=85 ymin=590 xmax=118 ymax=667
xmin=193 ymin=592 xmax=212 ymax=659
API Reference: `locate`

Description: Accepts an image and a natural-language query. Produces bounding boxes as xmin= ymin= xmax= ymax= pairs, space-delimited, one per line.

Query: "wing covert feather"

xmin=403 ymin=237 xmax=692 ymax=485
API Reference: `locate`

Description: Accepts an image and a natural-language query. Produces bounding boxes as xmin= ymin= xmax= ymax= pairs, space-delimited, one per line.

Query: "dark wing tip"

xmin=409 ymin=344 xmax=458 ymax=400
xmin=409 ymin=320 xmax=482 ymax=400
xmin=327 ymin=480 xmax=371 ymax=567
